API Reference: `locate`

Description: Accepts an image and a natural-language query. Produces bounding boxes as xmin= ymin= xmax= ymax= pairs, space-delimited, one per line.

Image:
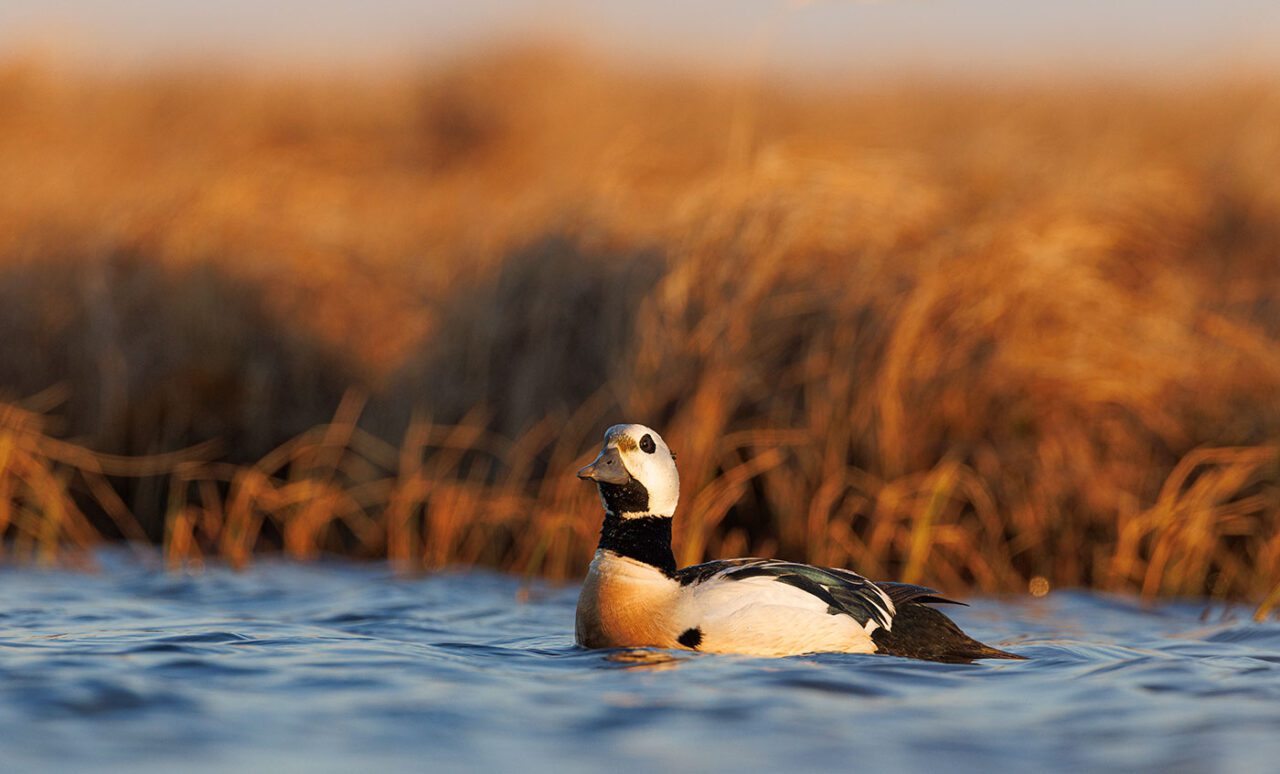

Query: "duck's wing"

xmin=676 ymin=558 xmax=895 ymax=632
xmin=674 ymin=558 xmax=766 ymax=585
xmin=873 ymin=581 xmax=966 ymax=607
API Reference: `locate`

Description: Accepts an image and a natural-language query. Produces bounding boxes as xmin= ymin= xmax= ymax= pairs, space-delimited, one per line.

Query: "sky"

xmin=1 ymin=0 xmax=1278 ymax=78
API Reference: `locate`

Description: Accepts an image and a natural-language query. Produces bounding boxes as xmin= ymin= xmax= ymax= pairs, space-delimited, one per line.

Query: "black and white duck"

xmin=575 ymin=423 xmax=1022 ymax=663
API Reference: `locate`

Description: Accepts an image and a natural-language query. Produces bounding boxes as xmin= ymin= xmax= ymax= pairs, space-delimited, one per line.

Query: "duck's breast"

xmin=576 ymin=551 xmax=680 ymax=649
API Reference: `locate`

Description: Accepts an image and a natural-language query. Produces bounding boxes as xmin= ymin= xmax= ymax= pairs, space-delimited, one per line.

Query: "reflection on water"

xmin=1 ymin=552 xmax=1278 ymax=773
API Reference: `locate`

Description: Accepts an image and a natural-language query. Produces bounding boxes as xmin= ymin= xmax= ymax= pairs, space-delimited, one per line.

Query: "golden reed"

xmin=0 ymin=50 xmax=1276 ymax=614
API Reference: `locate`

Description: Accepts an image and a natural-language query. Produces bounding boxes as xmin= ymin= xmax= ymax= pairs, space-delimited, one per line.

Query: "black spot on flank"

xmin=678 ymin=627 xmax=702 ymax=649
xmin=639 ymin=433 xmax=656 ymax=454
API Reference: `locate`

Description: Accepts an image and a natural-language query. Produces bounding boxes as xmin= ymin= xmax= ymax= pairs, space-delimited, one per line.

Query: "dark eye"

xmin=639 ymin=434 xmax=656 ymax=454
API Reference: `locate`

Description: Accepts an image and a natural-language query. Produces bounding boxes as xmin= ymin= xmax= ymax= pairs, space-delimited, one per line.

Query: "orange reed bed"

xmin=1 ymin=53 xmax=1279 ymax=614
xmin=1 ymin=394 xmax=1276 ymax=618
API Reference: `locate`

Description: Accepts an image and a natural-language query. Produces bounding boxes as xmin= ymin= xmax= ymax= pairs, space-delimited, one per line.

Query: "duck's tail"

xmin=870 ymin=582 xmax=1024 ymax=664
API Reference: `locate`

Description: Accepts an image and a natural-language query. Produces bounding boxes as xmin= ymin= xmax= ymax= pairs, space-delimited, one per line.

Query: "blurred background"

xmin=1 ymin=1 xmax=1278 ymax=603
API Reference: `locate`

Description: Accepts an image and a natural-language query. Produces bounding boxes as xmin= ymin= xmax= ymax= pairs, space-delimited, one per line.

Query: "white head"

xmin=577 ymin=423 xmax=680 ymax=517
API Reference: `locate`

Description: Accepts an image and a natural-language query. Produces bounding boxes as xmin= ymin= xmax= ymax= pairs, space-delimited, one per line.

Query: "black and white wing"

xmin=676 ymin=558 xmax=898 ymax=632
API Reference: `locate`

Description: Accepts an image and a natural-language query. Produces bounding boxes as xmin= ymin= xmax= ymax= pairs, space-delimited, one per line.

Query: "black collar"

xmin=597 ymin=511 xmax=676 ymax=577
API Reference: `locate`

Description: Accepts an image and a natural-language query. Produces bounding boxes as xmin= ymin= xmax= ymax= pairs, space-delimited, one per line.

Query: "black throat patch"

xmin=597 ymin=511 xmax=677 ymax=577
xmin=597 ymin=478 xmax=651 ymax=515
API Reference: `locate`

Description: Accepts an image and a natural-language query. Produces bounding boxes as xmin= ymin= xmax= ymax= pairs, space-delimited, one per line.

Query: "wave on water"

xmin=1 ymin=552 xmax=1277 ymax=773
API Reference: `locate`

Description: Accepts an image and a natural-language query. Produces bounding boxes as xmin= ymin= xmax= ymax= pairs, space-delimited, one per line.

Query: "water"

xmin=2 ymin=552 xmax=1278 ymax=773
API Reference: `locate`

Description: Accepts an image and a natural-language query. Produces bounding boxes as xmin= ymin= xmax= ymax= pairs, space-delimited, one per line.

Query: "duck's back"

xmin=672 ymin=558 xmax=1022 ymax=662
xmin=678 ymin=573 xmax=878 ymax=656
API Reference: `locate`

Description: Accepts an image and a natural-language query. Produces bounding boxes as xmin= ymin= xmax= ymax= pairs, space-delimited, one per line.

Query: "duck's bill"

xmin=576 ymin=447 xmax=631 ymax=485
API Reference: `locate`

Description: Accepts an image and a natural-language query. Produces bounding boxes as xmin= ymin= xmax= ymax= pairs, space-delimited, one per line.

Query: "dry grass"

xmin=0 ymin=49 xmax=1278 ymax=608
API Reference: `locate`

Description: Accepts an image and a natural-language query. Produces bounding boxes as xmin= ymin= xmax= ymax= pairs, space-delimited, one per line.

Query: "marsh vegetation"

xmin=0 ymin=50 xmax=1277 ymax=609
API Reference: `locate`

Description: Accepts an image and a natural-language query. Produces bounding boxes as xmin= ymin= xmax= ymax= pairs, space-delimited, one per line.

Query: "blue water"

xmin=2 ymin=552 xmax=1278 ymax=773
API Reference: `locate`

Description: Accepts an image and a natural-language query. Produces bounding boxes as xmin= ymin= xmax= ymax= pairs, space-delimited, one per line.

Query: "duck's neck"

xmin=597 ymin=511 xmax=677 ymax=577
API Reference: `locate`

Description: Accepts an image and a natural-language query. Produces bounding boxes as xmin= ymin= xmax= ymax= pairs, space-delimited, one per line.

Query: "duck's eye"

xmin=639 ymin=434 xmax=656 ymax=454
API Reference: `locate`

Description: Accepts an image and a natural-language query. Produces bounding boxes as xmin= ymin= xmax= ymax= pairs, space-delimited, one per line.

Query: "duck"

xmin=575 ymin=423 xmax=1023 ymax=663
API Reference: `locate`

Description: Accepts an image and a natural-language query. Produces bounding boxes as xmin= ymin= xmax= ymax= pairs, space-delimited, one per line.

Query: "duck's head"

xmin=577 ymin=424 xmax=679 ymax=518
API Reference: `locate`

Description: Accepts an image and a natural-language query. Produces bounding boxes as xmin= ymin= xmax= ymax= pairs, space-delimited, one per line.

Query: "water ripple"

xmin=0 ymin=551 xmax=1278 ymax=773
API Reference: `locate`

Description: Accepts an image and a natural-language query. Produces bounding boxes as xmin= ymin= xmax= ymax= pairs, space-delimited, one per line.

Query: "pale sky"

xmin=2 ymin=0 xmax=1278 ymax=78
